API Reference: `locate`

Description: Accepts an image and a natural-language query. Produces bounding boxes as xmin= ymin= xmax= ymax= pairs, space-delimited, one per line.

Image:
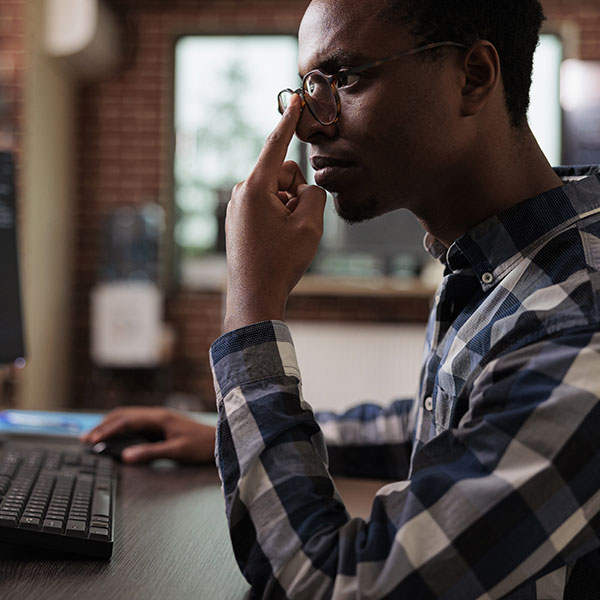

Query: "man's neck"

xmin=414 ymin=125 xmax=564 ymax=248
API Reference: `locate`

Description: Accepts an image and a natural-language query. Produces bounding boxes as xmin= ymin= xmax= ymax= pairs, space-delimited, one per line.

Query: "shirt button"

xmin=481 ymin=272 xmax=494 ymax=284
xmin=424 ymin=396 xmax=433 ymax=411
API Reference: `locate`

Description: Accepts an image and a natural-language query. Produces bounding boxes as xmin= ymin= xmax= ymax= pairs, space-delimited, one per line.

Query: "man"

xmin=84 ymin=0 xmax=600 ymax=597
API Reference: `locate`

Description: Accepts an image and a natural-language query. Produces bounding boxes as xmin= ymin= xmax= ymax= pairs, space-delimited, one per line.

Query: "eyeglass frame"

xmin=277 ymin=41 xmax=469 ymax=126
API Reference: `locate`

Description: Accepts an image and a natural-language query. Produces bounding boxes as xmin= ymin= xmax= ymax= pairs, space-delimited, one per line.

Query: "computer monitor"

xmin=0 ymin=151 xmax=25 ymax=365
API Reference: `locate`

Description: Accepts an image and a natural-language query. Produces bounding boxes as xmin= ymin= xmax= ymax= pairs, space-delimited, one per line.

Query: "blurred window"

xmin=529 ymin=34 xmax=563 ymax=166
xmin=174 ymin=35 xmax=303 ymax=287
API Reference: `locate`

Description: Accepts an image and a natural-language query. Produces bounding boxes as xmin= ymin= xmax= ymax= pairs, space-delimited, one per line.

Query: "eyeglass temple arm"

xmin=345 ymin=41 xmax=470 ymax=76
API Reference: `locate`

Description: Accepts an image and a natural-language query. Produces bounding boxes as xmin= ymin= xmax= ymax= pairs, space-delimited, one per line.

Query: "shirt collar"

xmin=425 ymin=166 xmax=600 ymax=289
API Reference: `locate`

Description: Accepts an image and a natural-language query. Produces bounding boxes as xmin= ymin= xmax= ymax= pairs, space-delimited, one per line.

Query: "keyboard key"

xmin=69 ymin=513 xmax=89 ymax=522
xmin=49 ymin=497 xmax=68 ymax=504
xmin=92 ymin=489 xmax=111 ymax=517
xmin=92 ymin=515 xmax=110 ymax=523
xmin=89 ymin=527 xmax=110 ymax=541
xmin=19 ymin=516 xmax=41 ymax=530
xmin=66 ymin=519 xmax=87 ymax=537
xmin=46 ymin=512 xmax=66 ymax=521
xmin=42 ymin=519 xmax=64 ymax=533
xmin=0 ymin=514 xmax=17 ymax=527
xmin=62 ymin=454 xmax=80 ymax=466
xmin=82 ymin=456 xmax=97 ymax=468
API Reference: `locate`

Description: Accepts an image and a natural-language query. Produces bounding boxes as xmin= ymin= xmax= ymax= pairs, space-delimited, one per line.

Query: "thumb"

xmin=294 ymin=184 xmax=327 ymax=222
xmin=121 ymin=439 xmax=184 ymax=463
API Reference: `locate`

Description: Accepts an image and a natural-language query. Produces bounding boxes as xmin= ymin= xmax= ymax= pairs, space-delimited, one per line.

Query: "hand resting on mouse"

xmin=80 ymin=407 xmax=216 ymax=464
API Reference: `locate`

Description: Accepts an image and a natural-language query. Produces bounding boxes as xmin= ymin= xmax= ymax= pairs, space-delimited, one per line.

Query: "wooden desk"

xmin=0 ymin=456 xmax=386 ymax=599
xmin=0 ymin=460 xmax=250 ymax=599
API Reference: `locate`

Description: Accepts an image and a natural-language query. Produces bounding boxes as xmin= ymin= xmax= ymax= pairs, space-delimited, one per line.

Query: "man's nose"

xmin=295 ymin=104 xmax=338 ymax=143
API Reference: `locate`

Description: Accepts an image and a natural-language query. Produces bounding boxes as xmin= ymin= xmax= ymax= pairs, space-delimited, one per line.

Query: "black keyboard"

xmin=0 ymin=439 xmax=117 ymax=559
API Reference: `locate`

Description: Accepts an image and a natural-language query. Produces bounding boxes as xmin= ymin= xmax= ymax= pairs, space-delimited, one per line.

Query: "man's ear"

xmin=460 ymin=40 xmax=501 ymax=118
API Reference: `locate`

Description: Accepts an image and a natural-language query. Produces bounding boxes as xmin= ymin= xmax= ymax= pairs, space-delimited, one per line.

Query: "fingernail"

xmin=288 ymin=94 xmax=301 ymax=111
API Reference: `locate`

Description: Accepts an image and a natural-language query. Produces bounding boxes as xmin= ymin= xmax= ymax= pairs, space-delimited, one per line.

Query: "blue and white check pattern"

xmin=210 ymin=167 xmax=600 ymax=599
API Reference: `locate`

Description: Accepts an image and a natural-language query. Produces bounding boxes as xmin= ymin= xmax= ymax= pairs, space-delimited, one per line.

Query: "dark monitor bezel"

xmin=0 ymin=151 xmax=25 ymax=366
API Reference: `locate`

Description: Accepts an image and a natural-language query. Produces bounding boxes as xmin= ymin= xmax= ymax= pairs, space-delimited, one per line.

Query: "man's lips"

xmin=310 ymin=156 xmax=356 ymax=188
xmin=310 ymin=156 xmax=354 ymax=170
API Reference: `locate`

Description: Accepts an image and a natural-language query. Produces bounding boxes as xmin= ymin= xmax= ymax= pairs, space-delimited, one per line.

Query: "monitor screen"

xmin=0 ymin=151 xmax=25 ymax=365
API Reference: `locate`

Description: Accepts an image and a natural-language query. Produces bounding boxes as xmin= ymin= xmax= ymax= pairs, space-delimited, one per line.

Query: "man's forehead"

xmin=298 ymin=0 xmax=407 ymax=74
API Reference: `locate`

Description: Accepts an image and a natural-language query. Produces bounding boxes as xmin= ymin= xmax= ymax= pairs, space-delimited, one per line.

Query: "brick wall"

xmin=543 ymin=0 xmax=600 ymax=59
xmin=70 ymin=0 xmax=600 ymax=408
xmin=0 ymin=0 xmax=25 ymax=172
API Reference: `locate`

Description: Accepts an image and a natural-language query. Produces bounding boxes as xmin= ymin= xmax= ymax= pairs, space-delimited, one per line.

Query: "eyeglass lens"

xmin=304 ymin=72 xmax=337 ymax=125
xmin=278 ymin=90 xmax=295 ymax=114
xmin=278 ymin=72 xmax=337 ymax=125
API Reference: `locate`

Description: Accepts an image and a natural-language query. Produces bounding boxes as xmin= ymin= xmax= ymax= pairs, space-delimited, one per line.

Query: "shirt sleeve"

xmin=210 ymin=320 xmax=600 ymax=599
xmin=315 ymin=400 xmax=414 ymax=479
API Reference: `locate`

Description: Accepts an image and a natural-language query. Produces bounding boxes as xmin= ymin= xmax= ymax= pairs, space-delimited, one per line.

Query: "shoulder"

xmin=488 ymin=219 xmax=600 ymax=354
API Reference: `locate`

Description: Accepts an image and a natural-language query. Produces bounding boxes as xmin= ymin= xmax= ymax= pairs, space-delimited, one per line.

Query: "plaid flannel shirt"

xmin=210 ymin=166 xmax=600 ymax=599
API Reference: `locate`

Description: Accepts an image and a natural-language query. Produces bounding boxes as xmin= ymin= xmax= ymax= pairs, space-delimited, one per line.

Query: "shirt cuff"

xmin=210 ymin=320 xmax=301 ymax=401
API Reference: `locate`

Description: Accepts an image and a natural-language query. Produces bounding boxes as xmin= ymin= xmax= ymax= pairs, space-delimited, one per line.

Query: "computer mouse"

xmin=89 ymin=431 xmax=164 ymax=461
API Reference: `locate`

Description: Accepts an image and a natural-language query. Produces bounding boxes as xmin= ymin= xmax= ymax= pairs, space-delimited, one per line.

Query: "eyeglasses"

xmin=277 ymin=41 xmax=468 ymax=126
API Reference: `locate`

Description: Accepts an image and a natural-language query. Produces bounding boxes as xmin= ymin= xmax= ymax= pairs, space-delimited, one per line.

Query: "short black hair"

xmin=379 ymin=0 xmax=546 ymax=128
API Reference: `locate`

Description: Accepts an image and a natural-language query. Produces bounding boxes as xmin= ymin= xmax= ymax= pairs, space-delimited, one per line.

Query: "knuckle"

xmin=159 ymin=408 xmax=172 ymax=423
xmin=243 ymin=174 xmax=263 ymax=193
xmin=233 ymin=181 xmax=253 ymax=201
xmin=266 ymin=129 xmax=283 ymax=145
xmin=232 ymin=181 xmax=245 ymax=195
xmin=108 ymin=415 xmax=126 ymax=428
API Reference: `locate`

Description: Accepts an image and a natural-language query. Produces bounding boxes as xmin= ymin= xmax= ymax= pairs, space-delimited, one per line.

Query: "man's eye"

xmin=336 ymin=71 xmax=361 ymax=89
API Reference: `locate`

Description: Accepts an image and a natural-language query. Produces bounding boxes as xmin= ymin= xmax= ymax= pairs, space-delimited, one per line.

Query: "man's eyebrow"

xmin=299 ymin=49 xmax=371 ymax=77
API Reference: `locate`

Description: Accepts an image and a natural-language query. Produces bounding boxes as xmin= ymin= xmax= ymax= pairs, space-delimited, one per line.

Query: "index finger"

xmin=81 ymin=409 xmax=165 ymax=444
xmin=248 ymin=94 xmax=302 ymax=191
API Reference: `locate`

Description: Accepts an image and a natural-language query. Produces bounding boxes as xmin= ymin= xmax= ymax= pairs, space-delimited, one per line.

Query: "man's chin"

xmin=332 ymin=191 xmax=381 ymax=225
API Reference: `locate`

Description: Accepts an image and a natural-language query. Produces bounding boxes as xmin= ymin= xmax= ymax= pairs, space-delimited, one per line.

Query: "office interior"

xmin=1 ymin=0 xmax=599 ymax=417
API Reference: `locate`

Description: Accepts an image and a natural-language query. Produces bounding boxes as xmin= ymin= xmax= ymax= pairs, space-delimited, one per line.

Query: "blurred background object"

xmin=0 ymin=151 xmax=25 ymax=409
xmin=561 ymin=59 xmax=600 ymax=164
xmin=44 ymin=0 xmax=121 ymax=81
xmin=88 ymin=203 xmax=176 ymax=407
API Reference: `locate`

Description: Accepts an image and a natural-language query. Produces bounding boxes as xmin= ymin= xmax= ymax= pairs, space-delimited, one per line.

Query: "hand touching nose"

xmin=224 ymin=95 xmax=327 ymax=332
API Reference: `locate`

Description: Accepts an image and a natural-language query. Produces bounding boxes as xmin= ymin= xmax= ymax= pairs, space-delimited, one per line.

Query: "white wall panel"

xmin=287 ymin=321 xmax=426 ymax=413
